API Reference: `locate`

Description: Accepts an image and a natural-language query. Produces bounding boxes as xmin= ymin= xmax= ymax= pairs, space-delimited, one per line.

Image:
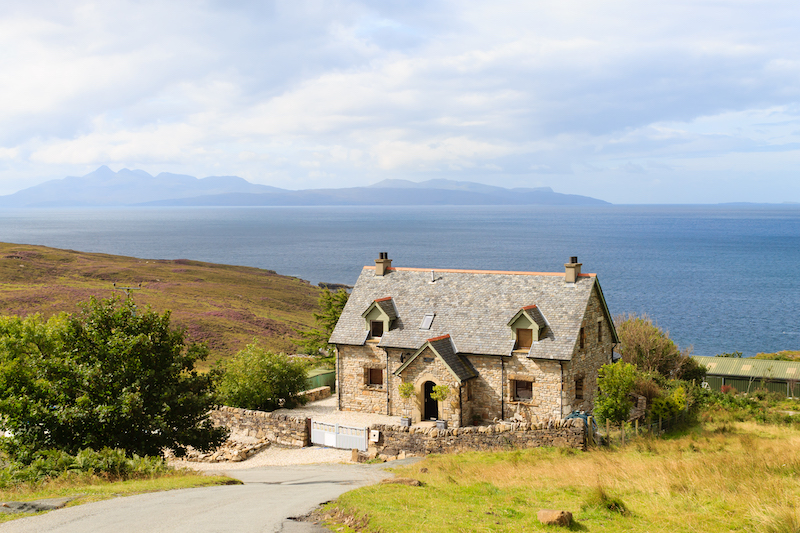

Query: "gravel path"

xmin=272 ymin=396 xmax=401 ymax=426
xmin=171 ymin=396 xmax=401 ymax=472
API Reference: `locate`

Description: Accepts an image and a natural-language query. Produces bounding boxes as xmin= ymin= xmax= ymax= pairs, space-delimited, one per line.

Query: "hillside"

xmin=0 ymin=243 xmax=321 ymax=365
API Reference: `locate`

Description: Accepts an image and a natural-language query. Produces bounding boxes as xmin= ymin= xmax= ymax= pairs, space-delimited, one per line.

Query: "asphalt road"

xmin=0 ymin=462 xmax=412 ymax=533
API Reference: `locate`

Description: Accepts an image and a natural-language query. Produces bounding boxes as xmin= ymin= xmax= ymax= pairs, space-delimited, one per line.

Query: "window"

xmin=579 ymin=327 xmax=586 ymax=349
xmin=514 ymin=380 xmax=533 ymax=401
xmin=420 ymin=313 xmax=435 ymax=330
xmin=575 ymin=377 xmax=584 ymax=400
xmin=515 ymin=328 xmax=533 ymax=349
xmin=365 ymin=367 xmax=383 ymax=387
xmin=597 ymin=321 xmax=603 ymax=343
xmin=370 ymin=320 xmax=384 ymax=338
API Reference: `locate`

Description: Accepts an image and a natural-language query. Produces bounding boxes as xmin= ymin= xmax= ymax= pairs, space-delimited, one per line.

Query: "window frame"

xmin=370 ymin=320 xmax=384 ymax=338
xmin=575 ymin=377 xmax=584 ymax=400
xmin=515 ymin=328 xmax=533 ymax=350
xmin=512 ymin=379 xmax=533 ymax=401
xmin=365 ymin=367 xmax=384 ymax=388
xmin=579 ymin=327 xmax=586 ymax=349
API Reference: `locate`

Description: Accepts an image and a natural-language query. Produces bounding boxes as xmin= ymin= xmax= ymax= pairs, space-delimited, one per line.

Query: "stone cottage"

xmin=329 ymin=254 xmax=618 ymax=428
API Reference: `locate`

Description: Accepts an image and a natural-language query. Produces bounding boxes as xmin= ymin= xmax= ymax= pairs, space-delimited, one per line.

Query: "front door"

xmin=423 ymin=381 xmax=438 ymax=420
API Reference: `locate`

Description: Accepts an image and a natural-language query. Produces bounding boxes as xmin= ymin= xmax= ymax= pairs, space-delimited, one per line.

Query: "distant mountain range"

xmin=0 ymin=166 xmax=610 ymax=207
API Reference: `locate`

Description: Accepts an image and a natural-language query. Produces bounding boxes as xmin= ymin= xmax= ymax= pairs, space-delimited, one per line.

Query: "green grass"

xmin=0 ymin=242 xmax=322 ymax=365
xmin=322 ymin=416 xmax=800 ymax=532
xmin=0 ymin=470 xmax=240 ymax=523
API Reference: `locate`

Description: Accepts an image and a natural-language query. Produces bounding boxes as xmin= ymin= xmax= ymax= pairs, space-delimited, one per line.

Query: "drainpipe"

xmin=559 ymin=361 xmax=564 ymax=419
xmin=336 ymin=345 xmax=342 ymax=410
xmin=386 ymin=348 xmax=390 ymax=415
xmin=459 ymin=383 xmax=463 ymax=427
xmin=501 ymin=356 xmax=505 ymax=421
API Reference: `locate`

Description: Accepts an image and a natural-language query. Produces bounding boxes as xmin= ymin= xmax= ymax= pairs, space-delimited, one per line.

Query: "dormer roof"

xmin=507 ymin=304 xmax=549 ymax=329
xmin=393 ymin=334 xmax=478 ymax=382
xmin=361 ymin=296 xmax=397 ymax=321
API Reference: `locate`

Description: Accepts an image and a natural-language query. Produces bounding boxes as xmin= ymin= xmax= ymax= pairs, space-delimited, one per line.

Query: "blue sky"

xmin=1 ymin=0 xmax=799 ymax=203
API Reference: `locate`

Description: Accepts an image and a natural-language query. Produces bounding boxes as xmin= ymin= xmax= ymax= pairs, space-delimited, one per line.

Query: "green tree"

xmin=216 ymin=343 xmax=309 ymax=411
xmin=615 ymin=313 xmax=704 ymax=381
xmin=0 ymin=297 xmax=226 ymax=459
xmin=593 ymin=362 xmax=638 ymax=425
xmin=295 ymin=288 xmax=349 ymax=358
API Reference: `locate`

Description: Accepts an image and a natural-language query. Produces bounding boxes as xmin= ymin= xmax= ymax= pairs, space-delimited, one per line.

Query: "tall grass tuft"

xmin=751 ymin=506 xmax=800 ymax=533
xmin=583 ymin=485 xmax=629 ymax=516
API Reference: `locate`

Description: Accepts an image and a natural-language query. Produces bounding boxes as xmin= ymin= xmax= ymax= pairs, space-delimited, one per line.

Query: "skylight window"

xmin=420 ymin=313 xmax=435 ymax=330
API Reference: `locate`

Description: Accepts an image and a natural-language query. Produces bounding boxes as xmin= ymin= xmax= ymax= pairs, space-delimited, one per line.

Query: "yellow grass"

xmin=329 ymin=421 xmax=800 ymax=532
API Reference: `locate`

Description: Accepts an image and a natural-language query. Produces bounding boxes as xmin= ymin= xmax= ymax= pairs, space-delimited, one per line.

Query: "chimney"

xmin=564 ymin=256 xmax=582 ymax=283
xmin=375 ymin=252 xmax=392 ymax=276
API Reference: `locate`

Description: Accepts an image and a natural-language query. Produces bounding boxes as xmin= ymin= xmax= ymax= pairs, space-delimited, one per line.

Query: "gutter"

xmin=501 ymin=355 xmax=505 ymax=421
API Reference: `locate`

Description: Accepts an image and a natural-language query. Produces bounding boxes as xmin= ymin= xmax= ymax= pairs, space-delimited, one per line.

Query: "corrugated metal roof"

xmin=694 ymin=356 xmax=800 ymax=380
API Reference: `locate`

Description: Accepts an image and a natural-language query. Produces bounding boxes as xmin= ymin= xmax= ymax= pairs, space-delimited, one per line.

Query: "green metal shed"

xmin=693 ymin=356 xmax=800 ymax=398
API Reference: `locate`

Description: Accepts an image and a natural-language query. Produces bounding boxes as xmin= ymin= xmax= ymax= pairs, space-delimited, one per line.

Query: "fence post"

xmin=658 ymin=416 xmax=662 ymax=434
xmin=587 ymin=416 xmax=594 ymax=446
xmin=635 ymin=419 xmax=639 ymax=437
xmin=606 ymin=419 xmax=610 ymax=442
xmin=621 ymin=422 xmax=625 ymax=446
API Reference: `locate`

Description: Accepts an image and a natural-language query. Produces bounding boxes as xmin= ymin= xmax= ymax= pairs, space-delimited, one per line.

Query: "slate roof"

xmin=523 ymin=305 xmax=549 ymax=329
xmin=330 ymin=265 xmax=614 ymax=361
xmin=403 ymin=335 xmax=478 ymax=382
xmin=374 ymin=297 xmax=397 ymax=320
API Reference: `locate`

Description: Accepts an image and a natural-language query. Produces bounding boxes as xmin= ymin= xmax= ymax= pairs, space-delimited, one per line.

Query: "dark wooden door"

xmin=424 ymin=381 xmax=438 ymax=420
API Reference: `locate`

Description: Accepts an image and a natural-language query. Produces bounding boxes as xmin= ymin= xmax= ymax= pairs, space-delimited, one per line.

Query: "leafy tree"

xmin=0 ymin=297 xmax=226 ymax=459
xmin=614 ymin=313 xmax=704 ymax=381
xmin=593 ymin=362 xmax=638 ymax=425
xmin=216 ymin=343 xmax=309 ymax=411
xmin=754 ymin=350 xmax=800 ymax=362
xmin=295 ymin=288 xmax=349 ymax=358
xmin=716 ymin=351 xmax=743 ymax=358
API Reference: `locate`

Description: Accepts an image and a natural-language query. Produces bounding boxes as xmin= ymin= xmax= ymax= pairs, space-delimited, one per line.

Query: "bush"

xmin=216 ymin=343 xmax=309 ymax=411
xmin=0 ymin=447 xmax=171 ymax=488
xmin=594 ymin=362 xmax=637 ymax=424
xmin=0 ymin=297 xmax=226 ymax=459
xmin=614 ymin=313 xmax=703 ymax=381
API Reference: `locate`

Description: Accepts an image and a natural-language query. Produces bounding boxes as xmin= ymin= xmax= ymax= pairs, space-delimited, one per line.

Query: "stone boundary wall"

xmin=300 ymin=386 xmax=331 ymax=403
xmin=367 ymin=418 xmax=587 ymax=459
xmin=210 ymin=406 xmax=310 ymax=448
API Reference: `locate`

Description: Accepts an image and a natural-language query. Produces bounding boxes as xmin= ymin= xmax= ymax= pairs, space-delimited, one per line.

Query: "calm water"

xmin=1 ymin=205 xmax=798 ymax=358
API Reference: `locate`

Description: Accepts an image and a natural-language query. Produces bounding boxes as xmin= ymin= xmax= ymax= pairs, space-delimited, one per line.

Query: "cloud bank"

xmin=2 ymin=0 xmax=800 ymax=203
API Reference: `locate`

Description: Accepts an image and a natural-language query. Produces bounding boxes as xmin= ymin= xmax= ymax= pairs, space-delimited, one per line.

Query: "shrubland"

xmin=0 ymin=242 xmax=321 ymax=363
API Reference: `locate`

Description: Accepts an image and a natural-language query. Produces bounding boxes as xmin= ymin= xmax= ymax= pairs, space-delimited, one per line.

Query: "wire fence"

xmin=586 ymin=410 xmax=686 ymax=447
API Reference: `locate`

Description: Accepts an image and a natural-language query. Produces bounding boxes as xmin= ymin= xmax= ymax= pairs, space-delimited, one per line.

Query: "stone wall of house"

xmin=561 ymin=282 xmax=615 ymax=416
xmin=366 ymin=417 xmax=587 ymax=458
xmin=210 ymin=406 xmax=309 ymax=448
xmin=466 ymin=354 xmax=562 ymax=423
xmin=338 ymin=343 xmax=390 ymax=414
xmin=395 ymin=345 xmax=461 ymax=426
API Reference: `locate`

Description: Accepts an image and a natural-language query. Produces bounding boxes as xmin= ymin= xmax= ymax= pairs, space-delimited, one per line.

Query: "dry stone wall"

xmin=210 ymin=406 xmax=310 ymax=448
xmin=367 ymin=418 xmax=588 ymax=459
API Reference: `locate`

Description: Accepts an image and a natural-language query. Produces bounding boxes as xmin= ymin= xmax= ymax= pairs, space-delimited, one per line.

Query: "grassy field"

xmin=323 ymin=415 xmax=800 ymax=532
xmin=0 ymin=242 xmax=321 ymax=366
xmin=0 ymin=471 xmax=240 ymax=523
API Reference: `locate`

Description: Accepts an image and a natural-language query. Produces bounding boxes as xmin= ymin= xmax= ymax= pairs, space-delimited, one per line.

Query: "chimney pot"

xmin=375 ymin=252 xmax=392 ymax=276
xmin=565 ymin=256 xmax=583 ymax=283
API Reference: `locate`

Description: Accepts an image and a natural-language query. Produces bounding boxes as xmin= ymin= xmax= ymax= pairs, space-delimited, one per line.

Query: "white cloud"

xmin=1 ymin=0 xmax=800 ymax=202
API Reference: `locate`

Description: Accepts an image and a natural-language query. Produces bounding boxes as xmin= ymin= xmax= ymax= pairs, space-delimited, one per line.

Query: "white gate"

xmin=310 ymin=420 xmax=368 ymax=451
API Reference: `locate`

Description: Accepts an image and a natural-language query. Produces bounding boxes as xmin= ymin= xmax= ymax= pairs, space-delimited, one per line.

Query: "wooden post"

xmin=606 ymin=418 xmax=610 ymax=440
xmin=635 ymin=419 xmax=639 ymax=437
xmin=659 ymin=415 xmax=662 ymax=433
xmin=587 ymin=417 xmax=594 ymax=446
xmin=621 ymin=422 xmax=625 ymax=446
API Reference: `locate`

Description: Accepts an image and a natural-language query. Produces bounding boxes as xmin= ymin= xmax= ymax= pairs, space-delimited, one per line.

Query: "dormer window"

xmin=361 ymin=297 xmax=397 ymax=340
xmin=507 ymin=304 xmax=549 ymax=350
xmin=515 ymin=328 xmax=533 ymax=349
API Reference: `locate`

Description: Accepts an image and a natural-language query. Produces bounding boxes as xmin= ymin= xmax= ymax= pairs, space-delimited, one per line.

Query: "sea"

xmin=1 ymin=204 xmax=798 ymax=358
